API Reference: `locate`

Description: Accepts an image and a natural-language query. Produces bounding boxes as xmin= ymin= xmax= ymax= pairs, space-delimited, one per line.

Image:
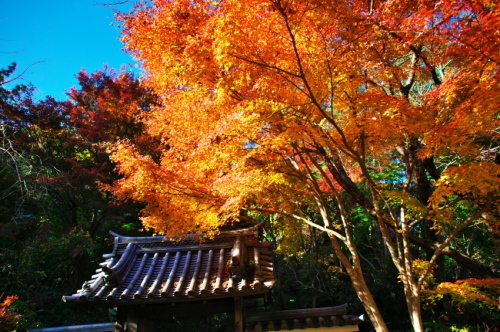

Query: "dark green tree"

xmin=0 ymin=66 xmax=157 ymax=329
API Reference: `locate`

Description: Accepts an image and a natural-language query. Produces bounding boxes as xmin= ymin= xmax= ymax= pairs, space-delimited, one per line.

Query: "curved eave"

xmin=64 ymin=225 xmax=274 ymax=305
xmin=63 ymin=284 xmax=274 ymax=306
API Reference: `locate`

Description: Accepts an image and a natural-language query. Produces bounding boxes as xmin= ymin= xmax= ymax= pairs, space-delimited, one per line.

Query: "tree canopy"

xmin=112 ymin=0 xmax=500 ymax=330
xmin=0 ymin=66 xmax=154 ymax=329
xmin=0 ymin=0 xmax=498 ymax=330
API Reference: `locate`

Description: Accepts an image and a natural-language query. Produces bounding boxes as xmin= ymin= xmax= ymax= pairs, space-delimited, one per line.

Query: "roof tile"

xmin=64 ymin=225 xmax=275 ymax=304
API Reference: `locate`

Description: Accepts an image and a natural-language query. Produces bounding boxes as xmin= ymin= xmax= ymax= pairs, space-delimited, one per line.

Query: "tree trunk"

xmin=329 ymin=235 xmax=389 ymax=332
xmin=402 ymin=282 xmax=424 ymax=332
xmin=351 ymin=269 xmax=390 ymax=332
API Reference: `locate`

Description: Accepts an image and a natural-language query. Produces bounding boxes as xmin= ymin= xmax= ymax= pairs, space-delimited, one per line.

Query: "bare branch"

xmin=1 ymin=61 xmax=47 ymax=86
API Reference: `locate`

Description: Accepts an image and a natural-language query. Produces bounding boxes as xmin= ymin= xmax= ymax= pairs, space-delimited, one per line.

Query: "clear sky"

xmin=0 ymin=0 xmax=137 ymax=100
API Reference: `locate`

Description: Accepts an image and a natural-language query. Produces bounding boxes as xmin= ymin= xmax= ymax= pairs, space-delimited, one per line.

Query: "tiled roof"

xmin=245 ymin=304 xmax=361 ymax=331
xmin=63 ymin=226 xmax=275 ymax=304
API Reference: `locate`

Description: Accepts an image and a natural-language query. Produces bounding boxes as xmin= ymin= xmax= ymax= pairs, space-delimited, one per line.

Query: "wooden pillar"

xmin=234 ymin=296 xmax=244 ymax=332
xmin=116 ymin=307 xmax=126 ymax=332
xmin=124 ymin=306 xmax=155 ymax=332
xmin=125 ymin=307 xmax=138 ymax=332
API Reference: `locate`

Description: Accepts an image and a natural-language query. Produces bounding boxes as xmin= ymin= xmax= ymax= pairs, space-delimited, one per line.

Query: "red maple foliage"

xmin=0 ymin=295 xmax=20 ymax=332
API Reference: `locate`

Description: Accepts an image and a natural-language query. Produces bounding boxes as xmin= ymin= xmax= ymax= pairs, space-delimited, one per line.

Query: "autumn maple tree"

xmin=0 ymin=67 xmax=156 ymax=327
xmin=112 ymin=0 xmax=500 ymax=331
xmin=1 ymin=68 xmax=153 ymax=243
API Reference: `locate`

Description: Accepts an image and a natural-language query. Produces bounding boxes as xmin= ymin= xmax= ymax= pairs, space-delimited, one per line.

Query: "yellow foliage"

xmin=112 ymin=0 xmax=500 ymax=243
xmin=430 ymin=162 xmax=500 ymax=228
xmin=432 ymin=162 xmax=500 ymax=205
xmin=435 ymin=279 xmax=500 ymax=309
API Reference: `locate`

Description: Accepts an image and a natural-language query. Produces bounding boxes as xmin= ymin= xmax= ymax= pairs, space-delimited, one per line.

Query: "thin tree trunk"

xmin=402 ymin=282 xmax=424 ymax=332
xmin=329 ymin=235 xmax=389 ymax=332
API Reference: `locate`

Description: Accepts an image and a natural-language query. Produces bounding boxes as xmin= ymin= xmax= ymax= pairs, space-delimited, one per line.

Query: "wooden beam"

xmin=234 ymin=296 xmax=244 ymax=332
xmin=245 ymin=304 xmax=349 ymax=323
xmin=124 ymin=299 xmax=234 ymax=318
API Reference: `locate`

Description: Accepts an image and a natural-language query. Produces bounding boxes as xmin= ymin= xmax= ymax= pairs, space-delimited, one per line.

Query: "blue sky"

xmin=0 ymin=0 xmax=137 ymax=100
